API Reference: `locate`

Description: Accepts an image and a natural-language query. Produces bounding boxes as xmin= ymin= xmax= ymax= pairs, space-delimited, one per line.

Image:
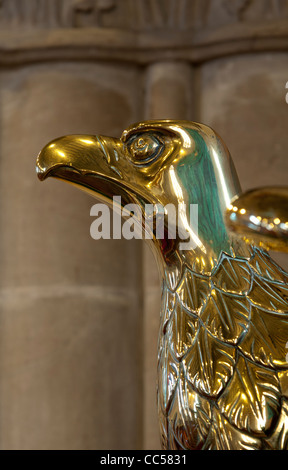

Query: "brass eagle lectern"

xmin=36 ymin=120 xmax=288 ymax=450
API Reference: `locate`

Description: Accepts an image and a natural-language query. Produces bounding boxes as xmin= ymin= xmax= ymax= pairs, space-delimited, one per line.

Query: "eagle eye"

xmin=126 ymin=133 xmax=164 ymax=165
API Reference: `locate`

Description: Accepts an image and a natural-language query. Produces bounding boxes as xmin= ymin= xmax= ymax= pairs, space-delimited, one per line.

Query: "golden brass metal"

xmin=226 ymin=187 xmax=288 ymax=253
xmin=36 ymin=120 xmax=288 ymax=450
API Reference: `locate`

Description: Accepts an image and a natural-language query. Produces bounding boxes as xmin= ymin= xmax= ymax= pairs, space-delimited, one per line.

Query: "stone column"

xmin=199 ymin=52 xmax=288 ymax=272
xmin=145 ymin=61 xmax=194 ymax=120
xmin=0 ymin=61 xmax=143 ymax=450
xmin=143 ymin=60 xmax=193 ymax=449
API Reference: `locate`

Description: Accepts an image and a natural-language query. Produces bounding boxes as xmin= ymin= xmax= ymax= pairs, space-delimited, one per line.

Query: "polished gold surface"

xmin=226 ymin=187 xmax=288 ymax=252
xmin=36 ymin=120 xmax=288 ymax=450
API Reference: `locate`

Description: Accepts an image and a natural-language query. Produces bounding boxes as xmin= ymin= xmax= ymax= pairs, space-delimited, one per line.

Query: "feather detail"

xmin=204 ymin=407 xmax=263 ymax=450
xmin=212 ymin=255 xmax=251 ymax=295
xmin=239 ymin=305 xmax=288 ymax=369
xmin=201 ymin=288 xmax=250 ymax=345
xmin=158 ymin=247 xmax=288 ymax=449
xmin=218 ymin=354 xmax=281 ymax=435
xmin=249 ymin=248 xmax=288 ymax=283
xmin=265 ymin=400 xmax=288 ymax=450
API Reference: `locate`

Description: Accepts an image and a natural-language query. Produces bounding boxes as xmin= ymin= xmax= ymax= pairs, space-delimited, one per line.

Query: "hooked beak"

xmin=36 ymin=134 xmax=150 ymax=207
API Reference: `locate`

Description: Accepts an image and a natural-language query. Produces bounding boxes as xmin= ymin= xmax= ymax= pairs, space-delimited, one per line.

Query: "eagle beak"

xmin=37 ymin=134 xmax=123 ymax=180
xmin=36 ymin=134 xmax=142 ymax=205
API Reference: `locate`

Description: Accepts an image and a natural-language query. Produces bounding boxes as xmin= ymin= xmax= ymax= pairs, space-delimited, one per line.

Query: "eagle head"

xmin=36 ymin=120 xmax=243 ymax=283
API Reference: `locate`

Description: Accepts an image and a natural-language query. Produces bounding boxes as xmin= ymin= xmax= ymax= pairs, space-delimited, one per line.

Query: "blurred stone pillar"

xmin=199 ymin=52 xmax=288 ymax=272
xmin=143 ymin=60 xmax=193 ymax=449
xmin=0 ymin=62 xmax=143 ymax=450
xmin=145 ymin=62 xmax=194 ymax=120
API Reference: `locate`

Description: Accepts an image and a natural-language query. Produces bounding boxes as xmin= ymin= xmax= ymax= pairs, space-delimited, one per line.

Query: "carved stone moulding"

xmin=0 ymin=24 xmax=287 ymax=66
xmin=0 ymin=0 xmax=288 ymax=65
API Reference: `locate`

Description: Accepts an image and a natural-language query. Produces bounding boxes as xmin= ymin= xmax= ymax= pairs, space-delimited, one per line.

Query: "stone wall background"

xmin=0 ymin=0 xmax=287 ymax=450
